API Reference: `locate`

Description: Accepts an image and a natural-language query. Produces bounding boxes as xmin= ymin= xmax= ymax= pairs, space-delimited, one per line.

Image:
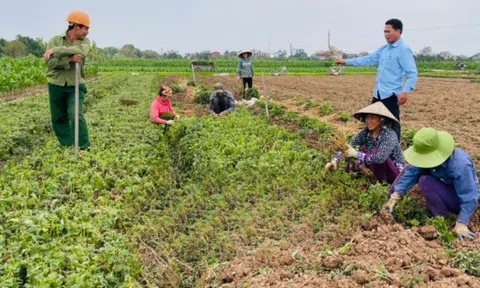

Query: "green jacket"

xmin=46 ymin=32 xmax=90 ymax=86
xmin=236 ymin=58 xmax=254 ymax=78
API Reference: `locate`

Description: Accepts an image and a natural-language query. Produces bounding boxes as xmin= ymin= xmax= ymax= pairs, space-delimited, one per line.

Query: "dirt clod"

xmin=378 ymin=209 xmax=396 ymax=225
xmin=279 ymin=271 xmax=294 ymax=280
xmin=361 ymin=220 xmax=379 ymax=231
xmin=220 ymin=272 xmax=234 ymax=283
xmin=322 ymin=256 xmax=342 ymax=270
xmin=278 ymin=254 xmax=295 ymax=266
xmin=440 ymin=267 xmax=461 ymax=278
xmin=352 ymin=270 xmax=369 ymax=285
xmin=425 ymin=266 xmax=440 ymax=281
xmin=419 ymin=225 xmax=438 ymax=240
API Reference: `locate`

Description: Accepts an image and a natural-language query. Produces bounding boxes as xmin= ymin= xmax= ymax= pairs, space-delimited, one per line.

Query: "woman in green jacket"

xmin=237 ymin=50 xmax=254 ymax=90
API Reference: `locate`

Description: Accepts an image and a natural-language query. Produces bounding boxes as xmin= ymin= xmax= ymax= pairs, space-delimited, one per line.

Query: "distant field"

xmin=1 ymin=56 xmax=479 ymax=93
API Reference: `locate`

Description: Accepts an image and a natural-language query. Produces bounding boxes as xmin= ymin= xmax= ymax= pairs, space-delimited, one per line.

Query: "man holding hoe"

xmin=44 ymin=11 xmax=92 ymax=151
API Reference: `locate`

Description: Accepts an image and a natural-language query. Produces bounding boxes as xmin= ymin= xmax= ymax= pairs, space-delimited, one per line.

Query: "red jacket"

xmin=150 ymin=97 xmax=176 ymax=124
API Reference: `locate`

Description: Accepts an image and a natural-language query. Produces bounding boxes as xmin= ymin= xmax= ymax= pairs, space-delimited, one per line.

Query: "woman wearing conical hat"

xmin=383 ymin=128 xmax=478 ymax=241
xmin=325 ymin=102 xmax=404 ymax=184
xmin=236 ymin=50 xmax=254 ymax=92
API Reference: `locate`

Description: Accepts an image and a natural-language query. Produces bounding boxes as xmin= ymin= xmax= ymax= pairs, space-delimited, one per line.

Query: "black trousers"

xmin=211 ymin=96 xmax=229 ymax=114
xmin=371 ymin=93 xmax=401 ymax=141
xmin=242 ymin=77 xmax=253 ymax=89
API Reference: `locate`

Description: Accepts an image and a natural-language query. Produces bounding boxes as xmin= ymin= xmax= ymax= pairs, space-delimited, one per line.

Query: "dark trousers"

xmin=242 ymin=77 xmax=253 ymax=89
xmin=48 ymin=83 xmax=90 ymax=150
xmin=372 ymin=93 xmax=400 ymax=141
xmin=389 ymin=173 xmax=460 ymax=218
xmin=212 ymin=96 xmax=230 ymax=114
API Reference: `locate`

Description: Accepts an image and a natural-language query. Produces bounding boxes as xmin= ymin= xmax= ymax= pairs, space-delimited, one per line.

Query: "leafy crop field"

xmin=1 ymin=72 xmax=480 ymax=287
xmin=1 ymin=57 xmax=479 ymax=94
xmin=0 ymin=56 xmax=98 ymax=93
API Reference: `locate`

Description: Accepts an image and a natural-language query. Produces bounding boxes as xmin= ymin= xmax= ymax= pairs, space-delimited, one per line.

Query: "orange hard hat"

xmin=67 ymin=11 xmax=90 ymax=28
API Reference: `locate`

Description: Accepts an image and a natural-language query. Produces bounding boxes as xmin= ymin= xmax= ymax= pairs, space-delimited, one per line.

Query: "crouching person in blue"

xmin=210 ymin=82 xmax=235 ymax=117
xmin=384 ymin=127 xmax=479 ymax=240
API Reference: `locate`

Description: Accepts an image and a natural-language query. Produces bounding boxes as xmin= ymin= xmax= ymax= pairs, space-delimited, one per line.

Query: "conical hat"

xmin=353 ymin=102 xmax=399 ymax=123
xmin=238 ymin=50 xmax=253 ymax=58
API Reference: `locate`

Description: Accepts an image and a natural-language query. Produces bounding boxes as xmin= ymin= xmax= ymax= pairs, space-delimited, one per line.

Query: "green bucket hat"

xmin=404 ymin=128 xmax=455 ymax=168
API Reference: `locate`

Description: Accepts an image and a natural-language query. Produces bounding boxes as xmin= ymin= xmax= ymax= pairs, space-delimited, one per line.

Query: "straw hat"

xmin=353 ymin=102 xmax=399 ymax=123
xmin=404 ymin=128 xmax=455 ymax=168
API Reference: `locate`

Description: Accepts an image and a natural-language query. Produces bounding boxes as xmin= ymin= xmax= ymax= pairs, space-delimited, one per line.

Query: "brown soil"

xmin=203 ymin=222 xmax=480 ymax=288
xmin=163 ymin=76 xmax=210 ymax=117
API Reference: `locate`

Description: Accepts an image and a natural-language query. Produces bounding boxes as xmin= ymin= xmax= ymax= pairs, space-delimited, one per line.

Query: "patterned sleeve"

xmin=356 ymin=130 xmax=396 ymax=165
xmin=331 ymin=129 xmax=367 ymax=163
xmin=350 ymin=129 xmax=367 ymax=147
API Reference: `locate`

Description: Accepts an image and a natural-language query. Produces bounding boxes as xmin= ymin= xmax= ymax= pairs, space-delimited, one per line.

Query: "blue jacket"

xmin=345 ymin=38 xmax=418 ymax=100
xmin=393 ymin=148 xmax=479 ymax=224
xmin=237 ymin=58 xmax=254 ymax=78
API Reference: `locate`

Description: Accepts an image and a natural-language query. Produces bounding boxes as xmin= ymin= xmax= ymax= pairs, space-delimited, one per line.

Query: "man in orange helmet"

xmin=43 ymin=11 xmax=92 ymax=151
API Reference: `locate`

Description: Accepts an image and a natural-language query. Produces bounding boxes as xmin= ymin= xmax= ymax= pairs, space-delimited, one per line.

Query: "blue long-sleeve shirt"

xmin=393 ymin=148 xmax=479 ymax=224
xmin=345 ymin=38 xmax=418 ymax=100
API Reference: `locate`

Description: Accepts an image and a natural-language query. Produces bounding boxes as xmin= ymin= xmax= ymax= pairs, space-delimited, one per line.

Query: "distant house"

xmin=185 ymin=53 xmax=196 ymax=60
xmin=272 ymin=50 xmax=287 ymax=58
xmin=344 ymin=53 xmax=358 ymax=59
xmin=314 ymin=51 xmax=332 ymax=60
xmin=210 ymin=51 xmax=221 ymax=58
xmin=358 ymin=51 xmax=369 ymax=57
xmin=439 ymin=51 xmax=454 ymax=60
xmin=251 ymin=49 xmax=269 ymax=58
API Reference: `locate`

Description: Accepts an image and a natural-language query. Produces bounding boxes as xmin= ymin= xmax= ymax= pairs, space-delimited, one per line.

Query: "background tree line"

xmin=1 ymin=35 xmax=479 ymax=62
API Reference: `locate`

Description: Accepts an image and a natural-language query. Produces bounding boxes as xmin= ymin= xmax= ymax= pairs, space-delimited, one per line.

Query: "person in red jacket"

xmin=150 ymin=86 xmax=180 ymax=125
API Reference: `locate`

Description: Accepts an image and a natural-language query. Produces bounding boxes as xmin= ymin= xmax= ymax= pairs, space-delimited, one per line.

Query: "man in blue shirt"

xmin=383 ymin=128 xmax=478 ymax=240
xmin=335 ymin=19 xmax=418 ymax=141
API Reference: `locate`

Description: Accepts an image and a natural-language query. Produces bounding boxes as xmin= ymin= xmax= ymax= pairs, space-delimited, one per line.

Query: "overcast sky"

xmin=1 ymin=0 xmax=479 ymax=56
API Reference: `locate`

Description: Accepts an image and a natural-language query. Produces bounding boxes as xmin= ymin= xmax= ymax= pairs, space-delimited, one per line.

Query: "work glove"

xmin=452 ymin=222 xmax=477 ymax=240
xmin=324 ymin=160 xmax=338 ymax=172
xmin=382 ymin=192 xmax=401 ymax=213
xmin=344 ymin=144 xmax=359 ymax=158
xmin=165 ymin=120 xmax=174 ymax=126
xmin=174 ymin=114 xmax=180 ymax=120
